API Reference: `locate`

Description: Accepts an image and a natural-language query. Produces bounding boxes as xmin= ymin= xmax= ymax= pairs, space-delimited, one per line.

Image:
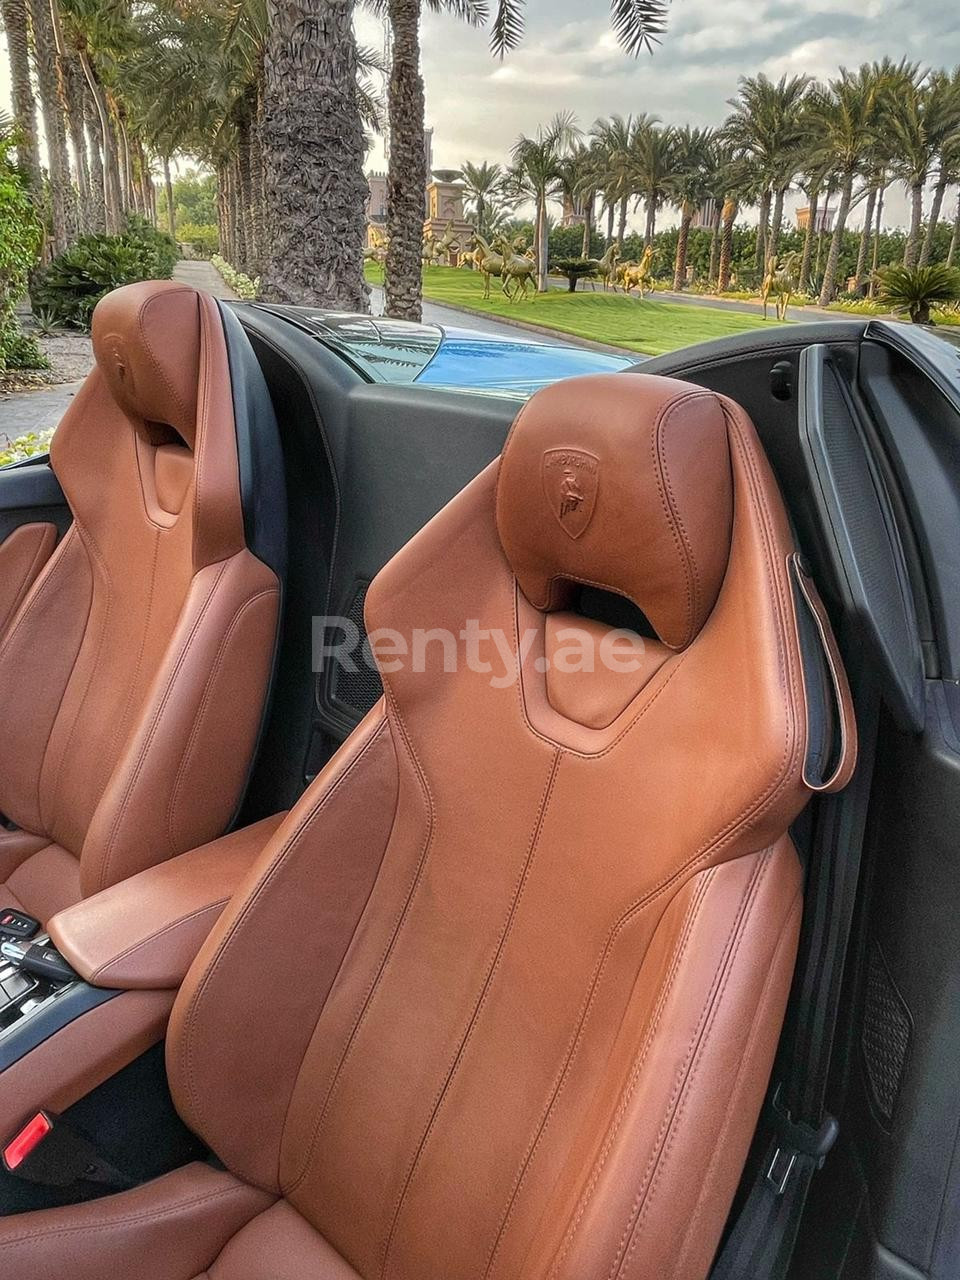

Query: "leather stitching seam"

xmin=535 ymin=867 xmax=716 ymax=1280
xmin=611 ymin=851 xmax=771 ymax=1278
xmin=179 ymin=716 xmax=390 ymax=1167
xmin=165 ymin=583 xmax=279 ymax=848
xmin=286 ymin=685 xmax=435 ymax=1192
xmin=673 ymin=882 xmax=802 ymax=1276
xmin=88 ymin=897 xmax=231 ymax=984
xmin=383 ymin=748 xmax=563 ymax=1279
xmin=89 ymin=559 xmax=228 ymax=893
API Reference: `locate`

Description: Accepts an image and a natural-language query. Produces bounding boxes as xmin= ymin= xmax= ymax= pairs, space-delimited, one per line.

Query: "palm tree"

xmin=920 ymin=68 xmax=960 ymax=266
xmin=372 ymin=0 xmax=484 ymax=319
xmin=806 ymin=68 xmax=879 ymax=304
xmin=457 ymin=160 xmax=504 ymax=241
xmin=27 ymin=0 xmax=77 ymax=251
xmin=591 ymin=114 xmax=650 ymax=248
xmin=948 ymin=197 xmax=960 ymax=267
xmin=511 ymin=112 xmax=580 ymax=292
xmin=714 ymin=154 xmax=756 ymax=291
xmin=724 ymin=73 xmax=810 ymax=270
xmin=883 ymin=67 xmax=956 ymax=267
xmin=259 ymin=0 xmax=370 ymax=307
xmin=666 ymin=126 xmax=713 ymax=290
xmin=553 ymin=143 xmax=600 ymax=258
xmin=631 ymin=120 xmax=674 ymax=248
xmin=0 ymin=0 xmax=42 ymax=198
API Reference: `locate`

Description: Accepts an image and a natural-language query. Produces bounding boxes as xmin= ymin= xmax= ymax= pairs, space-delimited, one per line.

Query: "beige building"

xmin=366 ymin=128 xmax=474 ymax=263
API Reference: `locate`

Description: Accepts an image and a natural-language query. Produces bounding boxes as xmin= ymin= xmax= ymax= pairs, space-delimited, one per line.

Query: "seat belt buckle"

xmin=765 ymin=1083 xmax=839 ymax=1196
xmin=3 ymin=1111 xmax=132 ymax=1190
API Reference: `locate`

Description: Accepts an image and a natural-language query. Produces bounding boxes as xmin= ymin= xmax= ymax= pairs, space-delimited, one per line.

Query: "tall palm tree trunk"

xmin=920 ymin=173 xmax=949 ymax=266
xmin=868 ymin=183 xmax=885 ymax=296
xmin=707 ymin=205 xmax=721 ymax=287
xmin=616 ymin=195 xmax=628 ymax=248
xmin=605 ymin=202 xmax=614 ymax=242
xmin=231 ymin=155 xmax=247 ymax=270
xmin=819 ymin=173 xmax=853 ymax=305
xmin=77 ymin=49 xmax=119 ymax=232
xmin=673 ymin=209 xmax=692 ymax=290
xmin=536 ymin=196 xmax=549 ymax=292
xmin=260 ymin=0 xmax=369 ymax=308
xmin=643 ymin=200 xmax=656 ymax=249
xmin=27 ymin=0 xmax=76 ymax=251
xmin=717 ymin=198 xmax=738 ymax=291
xmin=384 ymin=0 xmax=426 ymax=318
xmin=248 ymin=85 xmax=266 ymax=273
xmin=237 ymin=114 xmax=258 ymax=273
xmin=754 ymin=189 xmax=771 ymax=272
xmin=84 ymin=90 xmax=105 ymax=232
xmin=162 ymin=156 xmax=176 ymax=242
xmin=580 ymin=196 xmax=593 ymax=258
xmin=62 ymin=58 xmax=92 ymax=231
xmin=0 ymin=0 xmax=42 ymax=196
xmin=769 ymin=186 xmax=786 ymax=259
xmin=903 ymin=182 xmax=924 ymax=267
xmin=799 ymin=189 xmax=819 ymax=295
xmin=948 ymin=199 xmax=960 ymax=267
xmin=853 ymin=186 xmax=877 ymax=292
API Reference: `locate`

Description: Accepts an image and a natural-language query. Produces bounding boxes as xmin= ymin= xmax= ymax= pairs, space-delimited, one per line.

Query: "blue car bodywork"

xmin=250 ymin=307 xmax=635 ymax=399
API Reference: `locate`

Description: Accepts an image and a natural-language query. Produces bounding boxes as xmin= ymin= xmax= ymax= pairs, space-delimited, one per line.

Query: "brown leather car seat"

xmin=0 ymin=373 xmax=855 ymax=1279
xmin=0 ymin=281 xmax=283 ymax=924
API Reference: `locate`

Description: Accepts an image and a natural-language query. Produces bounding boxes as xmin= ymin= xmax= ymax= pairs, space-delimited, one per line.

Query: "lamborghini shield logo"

xmin=541 ymin=449 xmax=600 ymax=539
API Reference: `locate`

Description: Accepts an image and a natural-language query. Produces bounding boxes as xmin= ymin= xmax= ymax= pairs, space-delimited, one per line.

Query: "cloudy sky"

xmin=4 ymin=0 xmax=959 ymax=232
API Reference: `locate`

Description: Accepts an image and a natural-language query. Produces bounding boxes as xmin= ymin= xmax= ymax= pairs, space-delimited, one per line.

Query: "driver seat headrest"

xmin=495 ymin=373 xmax=734 ymax=650
xmin=91 ymin=280 xmax=202 ymax=448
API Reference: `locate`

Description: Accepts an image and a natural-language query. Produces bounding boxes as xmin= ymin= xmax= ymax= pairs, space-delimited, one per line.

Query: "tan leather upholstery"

xmin=0 ymin=373 xmax=855 ymax=1280
xmin=0 ymin=522 xmax=56 ymax=637
xmin=0 ymin=282 xmax=280 ymax=922
xmin=48 ymin=813 xmax=285 ymax=989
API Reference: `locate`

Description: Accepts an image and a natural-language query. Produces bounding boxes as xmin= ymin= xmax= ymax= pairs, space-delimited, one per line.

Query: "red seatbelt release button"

xmin=3 ymin=1111 xmax=52 ymax=1170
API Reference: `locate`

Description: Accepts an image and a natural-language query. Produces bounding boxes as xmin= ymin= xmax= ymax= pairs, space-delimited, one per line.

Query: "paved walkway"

xmin=173 ymin=258 xmax=238 ymax=299
xmin=0 ymin=380 xmax=84 ymax=443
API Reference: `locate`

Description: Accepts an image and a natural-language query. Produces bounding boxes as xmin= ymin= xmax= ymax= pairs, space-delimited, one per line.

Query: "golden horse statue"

xmin=593 ymin=242 xmax=621 ymax=291
xmin=364 ymin=227 xmax=389 ymax=277
xmin=617 ymin=245 xmax=655 ymax=298
xmin=470 ymin=234 xmax=506 ymax=299
xmin=761 ymin=250 xmax=801 ymax=320
xmin=493 ymin=235 xmax=537 ymax=302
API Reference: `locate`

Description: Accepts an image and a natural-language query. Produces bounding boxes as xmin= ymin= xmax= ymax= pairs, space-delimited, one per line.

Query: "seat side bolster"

xmin=78 ymin=548 xmax=280 ymax=898
xmin=0 ymin=1163 xmax=273 ymax=1280
xmin=535 ymin=836 xmax=802 ymax=1280
xmin=166 ymin=703 xmax=400 ymax=1193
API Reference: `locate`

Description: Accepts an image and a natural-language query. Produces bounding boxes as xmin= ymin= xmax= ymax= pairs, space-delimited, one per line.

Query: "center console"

xmin=0 ymin=933 xmax=117 ymax=1074
xmin=0 ymin=812 xmax=284 ymax=1143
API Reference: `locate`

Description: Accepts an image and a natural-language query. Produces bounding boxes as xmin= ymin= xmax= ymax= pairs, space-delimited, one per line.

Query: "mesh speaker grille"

xmin=861 ymin=942 xmax=911 ymax=1127
xmin=330 ymin=582 xmax=384 ymax=719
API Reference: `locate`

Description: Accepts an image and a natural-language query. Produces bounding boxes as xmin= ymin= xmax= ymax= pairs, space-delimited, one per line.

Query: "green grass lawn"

xmin=367 ymin=265 xmax=778 ymax=356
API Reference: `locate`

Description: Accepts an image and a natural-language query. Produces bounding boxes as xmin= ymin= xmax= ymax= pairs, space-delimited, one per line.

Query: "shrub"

xmin=33 ymin=217 xmax=179 ymax=330
xmin=0 ymin=427 xmax=54 ymax=469
xmin=0 ymin=121 xmax=44 ymax=370
xmin=176 ymin=221 xmax=219 ymax=257
xmin=550 ymin=258 xmax=598 ymax=292
xmin=875 ymin=263 xmax=960 ymax=324
xmin=0 ymin=320 xmax=48 ymax=369
xmin=211 ymin=254 xmax=260 ymax=300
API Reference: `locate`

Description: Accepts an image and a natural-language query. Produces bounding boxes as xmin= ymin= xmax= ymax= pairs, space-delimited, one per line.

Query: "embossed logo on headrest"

xmin=541 ymin=449 xmax=599 ymax=539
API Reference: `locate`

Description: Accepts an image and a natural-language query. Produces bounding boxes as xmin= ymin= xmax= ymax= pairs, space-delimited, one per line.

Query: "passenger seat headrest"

xmin=92 ymin=280 xmax=202 ymax=448
xmin=496 ymin=373 xmax=735 ymax=650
